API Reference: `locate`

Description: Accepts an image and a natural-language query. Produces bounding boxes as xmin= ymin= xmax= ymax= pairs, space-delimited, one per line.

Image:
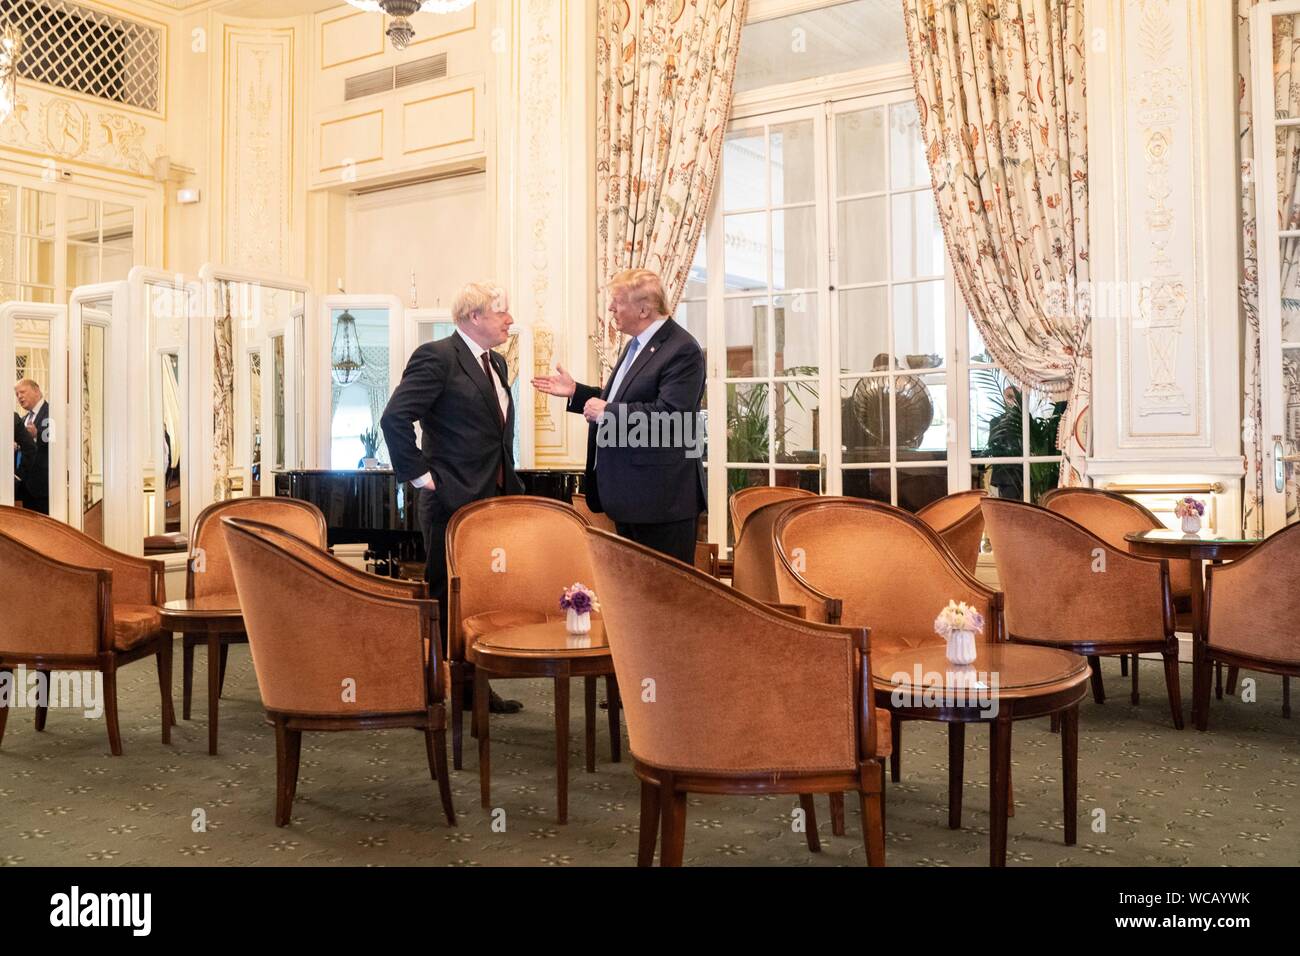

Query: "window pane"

xmin=837 ymin=107 xmax=886 ymax=196
xmin=838 ymin=287 xmax=889 ymax=373
xmin=897 ymin=466 xmax=948 ymax=511
xmin=972 ymin=462 xmax=1024 ymax=501
xmin=724 ymin=295 xmax=767 ymax=376
xmin=968 ymin=313 xmax=993 ymax=363
xmin=970 ymin=368 xmax=1023 ymax=458
xmin=841 ymin=375 xmax=891 ymax=463
xmin=724 ymin=128 xmax=766 ymax=211
xmin=727 ymin=383 xmax=770 ymax=463
xmin=684 ymin=233 xmax=707 ymax=299
xmin=0 ymin=184 xmax=15 ymax=232
xmin=842 ymin=467 xmax=891 ymax=504
xmin=67 ymin=241 xmax=100 ymax=287
xmin=837 ymin=196 xmax=887 ymax=284
xmin=21 ymin=237 xmax=55 ymax=285
xmin=770 ymin=120 xmax=815 ymax=205
xmin=1028 ymin=390 xmax=1065 ymax=459
xmin=892 ymin=280 xmax=945 ymax=367
xmin=772 ymin=206 xmax=816 ymax=290
xmin=897 ymin=372 xmax=945 ymax=462
xmin=0 ymin=232 xmax=14 ymax=282
xmin=890 ymin=100 xmax=929 ymax=190
xmin=66 ymin=197 xmax=98 ymax=241
xmin=774 ymin=291 xmax=818 ymax=374
xmin=775 ymin=379 xmax=819 ymax=465
xmin=21 ymin=190 xmax=54 ymax=238
xmin=675 ymin=298 xmax=707 ymax=350
xmin=22 ymin=286 xmax=55 ymax=303
xmin=101 ymin=236 xmax=133 ymax=282
xmin=891 ymin=189 xmax=944 ymax=280
xmin=724 ymin=212 xmax=768 ymax=292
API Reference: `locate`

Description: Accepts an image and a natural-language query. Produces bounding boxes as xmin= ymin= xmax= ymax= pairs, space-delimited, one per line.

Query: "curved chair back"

xmin=729 ymin=485 xmax=816 ymax=539
xmin=1042 ymin=486 xmax=1193 ymax=597
xmin=982 ymin=497 xmax=1169 ymax=643
xmin=773 ymin=497 xmax=1002 ymax=655
xmin=188 ymin=498 xmax=327 ymax=599
xmin=571 ymin=493 xmax=616 ymax=532
xmin=446 ymin=496 xmax=595 ymax=656
xmin=1205 ymin=522 xmax=1300 ymax=666
xmin=584 ymin=526 xmax=874 ymax=774
xmin=916 ymin=490 xmax=987 ymax=573
xmin=225 ymin=518 xmax=433 ymax=716
xmin=0 ymin=529 xmax=106 ymax=657
xmin=731 ymin=498 xmax=809 ymax=603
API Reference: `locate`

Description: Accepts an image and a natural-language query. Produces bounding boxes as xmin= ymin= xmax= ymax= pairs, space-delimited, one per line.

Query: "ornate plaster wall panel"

xmin=222 ymin=26 xmax=296 ymax=274
xmin=0 ymin=85 xmax=165 ymax=178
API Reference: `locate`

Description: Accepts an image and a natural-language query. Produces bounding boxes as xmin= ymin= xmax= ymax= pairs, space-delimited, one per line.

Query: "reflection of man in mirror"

xmin=15 ymin=379 xmax=50 ymax=515
xmin=13 ymin=411 xmax=34 ymax=508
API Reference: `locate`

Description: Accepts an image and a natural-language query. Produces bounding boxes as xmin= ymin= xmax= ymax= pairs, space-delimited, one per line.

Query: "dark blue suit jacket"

xmin=568 ymin=318 xmax=706 ymax=524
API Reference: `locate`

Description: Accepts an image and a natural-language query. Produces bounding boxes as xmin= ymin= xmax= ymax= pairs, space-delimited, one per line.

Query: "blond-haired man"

xmin=381 ymin=282 xmax=524 ymax=713
xmin=533 ymin=269 xmax=706 ymax=564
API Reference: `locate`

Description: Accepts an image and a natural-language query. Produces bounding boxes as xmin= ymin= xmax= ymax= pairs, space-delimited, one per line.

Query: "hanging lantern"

xmin=331 ymin=309 xmax=365 ymax=387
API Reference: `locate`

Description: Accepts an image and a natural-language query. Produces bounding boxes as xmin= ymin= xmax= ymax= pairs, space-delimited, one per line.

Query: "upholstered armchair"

xmin=182 ymin=498 xmax=328 ymax=720
xmin=584 ymin=526 xmax=888 ymax=866
xmin=732 ymin=498 xmax=826 ymax=606
xmin=916 ymin=490 xmax=988 ymax=574
xmin=0 ymin=506 xmax=173 ymax=755
xmin=772 ymin=497 xmax=1004 ymax=825
xmin=1200 ymin=523 xmax=1299 ymax=730
xmin=728 ymin=484 xmax=817 ymax=539
xmin=223 ymin=517 xmax=454 ymax=828
xmin=446 ymin=496 xmax=602 ymax=768
xmin=1042 ymin=486 xmax=1194 ymax=699
xmin=982 ymin=498 xmax=1184 ymax=729
xmin=571 ymin=493 xmax=616 ymax=532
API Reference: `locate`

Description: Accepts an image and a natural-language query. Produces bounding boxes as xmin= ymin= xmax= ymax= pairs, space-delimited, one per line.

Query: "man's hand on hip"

xmin=531 ymin=363 xmax=576 ymax=398
xmin=412 ymin=472 xmax=435 ymax=490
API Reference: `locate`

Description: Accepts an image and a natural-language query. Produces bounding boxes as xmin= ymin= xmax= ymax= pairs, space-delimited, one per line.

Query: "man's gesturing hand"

xmin=582 ymin=398 xmax=608 ymax=423
xmin=531 ymin=363 xmax=576 ymax=398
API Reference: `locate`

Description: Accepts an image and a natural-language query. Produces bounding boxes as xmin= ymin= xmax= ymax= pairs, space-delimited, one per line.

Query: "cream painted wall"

xmin=345 ymin=174 xmax=489 ymax=309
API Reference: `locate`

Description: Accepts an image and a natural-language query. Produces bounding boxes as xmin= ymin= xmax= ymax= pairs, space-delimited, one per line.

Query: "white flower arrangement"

xmin=934 ymin=600 xmax=985 ymax=639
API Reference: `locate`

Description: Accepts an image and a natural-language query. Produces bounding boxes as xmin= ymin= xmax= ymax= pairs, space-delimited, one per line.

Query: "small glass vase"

xmin=1180 ymin=514 xmax=1201 ymax=535
xmin=362 ymin=457 xmax=379 ymax=470
xmin=566 ymin=608 xmax=591 ymax=635
xmin=945 ymin=629 xmax=977 ymax=666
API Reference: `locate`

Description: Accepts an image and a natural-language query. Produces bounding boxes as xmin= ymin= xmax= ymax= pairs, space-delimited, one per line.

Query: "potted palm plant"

xmin=359 ymin=427 xmax=381 ymax=470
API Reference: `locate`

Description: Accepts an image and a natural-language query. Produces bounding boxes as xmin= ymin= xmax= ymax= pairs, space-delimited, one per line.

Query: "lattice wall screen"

xmin=2 ymin=0 xmax=161 ymax=112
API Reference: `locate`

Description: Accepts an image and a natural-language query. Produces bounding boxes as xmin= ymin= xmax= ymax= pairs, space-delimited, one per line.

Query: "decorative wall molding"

xmin=0 ymin=85 xmax=164 ymax=178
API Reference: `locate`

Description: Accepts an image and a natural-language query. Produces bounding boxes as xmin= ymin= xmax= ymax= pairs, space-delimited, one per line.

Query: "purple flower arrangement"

xmin=560 ymin=583 xmax=600 ymax=616
xmin=1173 ymin=497 xmax=1205 ymax=519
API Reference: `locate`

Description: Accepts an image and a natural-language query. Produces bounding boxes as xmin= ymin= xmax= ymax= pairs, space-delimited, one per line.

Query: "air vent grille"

xmin=344 ymin=65 xmax=394 ymax=101
xmin=4 ymin=0 xmax=161 ymax=112
xmin=344 ymin=53 xmax=448 ymax=101
xmin=395 ymin=53 xmax=446 ymax=88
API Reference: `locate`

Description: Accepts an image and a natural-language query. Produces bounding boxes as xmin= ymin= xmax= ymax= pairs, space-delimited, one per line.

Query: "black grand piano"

xmin=274 ymin=468 xmax=587 ymax=576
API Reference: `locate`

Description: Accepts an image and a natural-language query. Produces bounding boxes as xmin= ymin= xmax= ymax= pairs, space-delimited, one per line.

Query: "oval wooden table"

xmin=1124 ymin=529 xmax=1262 ymax=730
xmin=467 ymin=619 xmax=621 ymax=824
xmin=159 ymin=595 xmax=245 ymax=756
xmin=873 ymin=644 xmax=1090 ymax=867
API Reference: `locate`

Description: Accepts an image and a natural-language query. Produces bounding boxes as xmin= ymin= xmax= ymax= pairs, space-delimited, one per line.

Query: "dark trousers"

xmin=420 ymin=485 xmax=507 ymax=643
xmin=615 ymin=517 xmax=698 ymax=566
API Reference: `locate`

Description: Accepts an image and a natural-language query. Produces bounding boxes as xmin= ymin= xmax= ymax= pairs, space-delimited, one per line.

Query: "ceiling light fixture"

xmin=345 ymin=0 xmax=476 ymax=51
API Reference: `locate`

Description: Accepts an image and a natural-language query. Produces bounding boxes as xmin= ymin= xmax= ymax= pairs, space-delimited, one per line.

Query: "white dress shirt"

xmin=412 ymin=329 xmax=508 ymax=490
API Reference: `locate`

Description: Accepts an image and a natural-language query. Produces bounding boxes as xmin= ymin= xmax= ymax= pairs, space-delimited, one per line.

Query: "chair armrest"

xmin=761 ymin=601 xmax=807 ymax=619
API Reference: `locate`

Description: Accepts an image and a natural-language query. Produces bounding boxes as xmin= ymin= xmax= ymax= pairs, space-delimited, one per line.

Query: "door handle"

xmin=1274 ymin=436 xmax=1286 ymax=494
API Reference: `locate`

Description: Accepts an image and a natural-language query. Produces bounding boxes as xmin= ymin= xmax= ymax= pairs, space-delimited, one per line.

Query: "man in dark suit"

xmin=381 ymin=281 xmax=524 ymax=713
xmin=14 ymin=379 xmax=50 ymax=515
xmin=533 ymin=269 xmax=706 ymax=564
xmin=13 ymin=411 xmax=35 ymax=508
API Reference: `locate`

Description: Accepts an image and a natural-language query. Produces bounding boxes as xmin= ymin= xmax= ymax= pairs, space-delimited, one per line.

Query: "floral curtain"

xmin=903 ymin=0 xmax=1090 ymax=486
xmin=1238 ymin=0 xmax=1300 ymax=536
xmin=594 ymin=0 xmax=748 ymax=373
xmin=212 ymin=282 xmax=235 ymax=501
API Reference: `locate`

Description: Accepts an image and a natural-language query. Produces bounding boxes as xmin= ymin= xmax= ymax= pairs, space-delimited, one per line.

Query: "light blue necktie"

xmin=607 ymin=336 xmax=641 ymax=402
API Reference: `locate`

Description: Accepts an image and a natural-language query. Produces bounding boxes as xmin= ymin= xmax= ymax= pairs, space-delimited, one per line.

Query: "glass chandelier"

xmin=344 ymin=1 xmax=476 ymax=51
xmin=0 ymin=22 xmax=21 ymax=124
xmin=331 ymin=309 xmax=366 ymax=387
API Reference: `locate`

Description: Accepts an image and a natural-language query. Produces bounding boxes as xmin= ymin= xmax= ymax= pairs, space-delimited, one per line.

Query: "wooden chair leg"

xmin=637 ymin=778 xmax=660 ymax=867
xmin=217 ymin=642 xmax=230 ymax=698
xmin=948 ymin=721 xmax=965 ymax=829
xmin=450 ymin=665 xmax=464 ymax=770
xmin=880 ymin=762 xmax=887 ymax=833
xmin=285 ymin=724 xmax=302 ymax=805
xmin=584 ymin=675 xmax=596 ymax=773
xmin=1163 ymin=648 xmax=1185 ymax=731
xmin=1195 ymin=654 xmax=1212 ymax=732
xmin=1284 ymin=675 xmax=1292 ymax=719
xmin=1061 ymin=705 xmax=1078 ymax=845
xmin=103 ymin=666 xmax=122 ymax=756
xmin=1120 ymin=655 xmax=1128 ymax=677
xmin=798 ymin=794 xmax=821 ymax=853
xmin=33 ymin=669 xmax=49 ymax=731
xmin=988 ymin=713 xmax=1012 ymax=867
xmin=554 ymin=675 xmax=570 ymax=824
xmin=659 ymin=781 xmax=687 ymax=867
xmin=182 ymin=636 xmax=194 ymax=720
xmin=1130 ymin=653 xmax=1140 ymax=706
xmin=273 ymin=716 xmax=294 ymax=827
xmin=1087 ymin=655 xmax=1105 ymax=704
xmin=475 ymin=668 xmax=491 ymax=809
xmin=1049 ymin=712 xmax=1061 ymax=733
xmin=890 ymin=718 xmax=902 ymax=782
xmin=0 ymin=668 xmax=9 ymax=748
xmin=860 ymin=787 xmax=885 ymax=867
xmin=427 ymin=717 xmax=456 ymax=826
xmin=1215 ymin=661 xmax=1223 ymax=700
xmin=829 ymin=792 xmax=846 ymax=837
xmin=157 ymin=639 xmax=175 ymax=744
xmin=606 ymin=675 xmax=621 ymax=762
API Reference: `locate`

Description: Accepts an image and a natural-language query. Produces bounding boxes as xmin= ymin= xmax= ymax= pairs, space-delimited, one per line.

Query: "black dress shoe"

xmin=461 ymin=687 xmax=523 ymax=714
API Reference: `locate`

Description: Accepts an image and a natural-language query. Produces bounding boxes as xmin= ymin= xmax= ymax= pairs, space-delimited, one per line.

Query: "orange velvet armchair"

xmin=728 ymin=484 xmax=817 ymax=540
xmin=0 ymin=506 xmax=173 ymax=755
xmin=224 ymin=517 xmax=454 ymax=828
xmin=585 ymin=526 xmax=888 ymax=866
xmin=916 ymin=490 xmax=988 ymax=574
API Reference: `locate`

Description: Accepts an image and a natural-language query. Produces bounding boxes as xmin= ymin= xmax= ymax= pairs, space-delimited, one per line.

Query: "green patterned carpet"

xmin=0 ymin=650 xmax=1295 ymax=867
